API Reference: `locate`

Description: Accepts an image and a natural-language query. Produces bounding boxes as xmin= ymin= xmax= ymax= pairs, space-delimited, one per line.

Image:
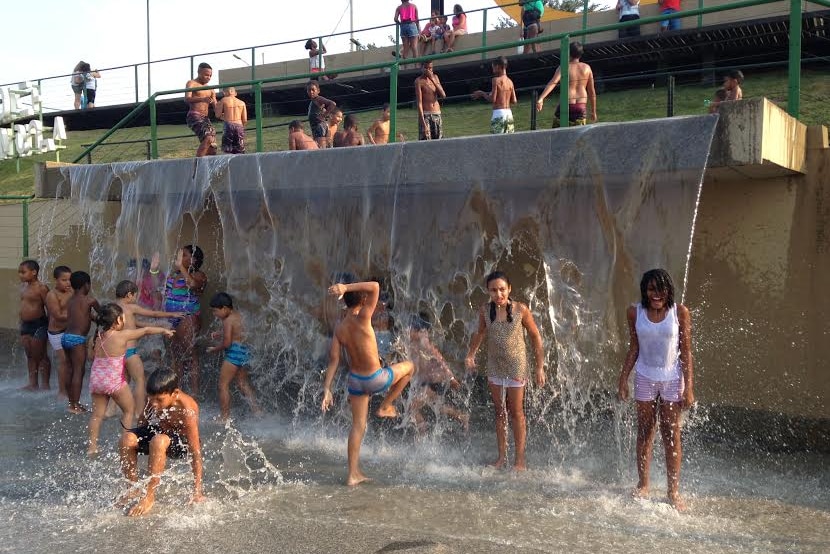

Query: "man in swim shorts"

xmin=535 ymin=41 xmax=597 ymax=127
xmin=214 ymin=87 xmax=247 ymax=154
xmin=185 ymin=62 xmax=217 ymax=157
xmin=321 ymin=278 xmax=413 ymax=486
xmin=472 ymin=56 xmax=517 ymax=134
xmin=415 ymin=61 xmax=446 ymax=140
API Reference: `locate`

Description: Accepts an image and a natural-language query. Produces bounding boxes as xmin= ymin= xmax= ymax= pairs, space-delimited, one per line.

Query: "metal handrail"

xmin=0 ymin=194 xmax=36 ymax=258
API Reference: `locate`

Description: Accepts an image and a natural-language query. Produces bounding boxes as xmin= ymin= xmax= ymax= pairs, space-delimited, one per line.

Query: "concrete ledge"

xmin=708 ymin=97 xmax=807 ymax=180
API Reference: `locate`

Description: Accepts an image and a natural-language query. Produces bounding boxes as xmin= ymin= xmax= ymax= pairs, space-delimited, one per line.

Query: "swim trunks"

xmin=20 ymin=316 xmax=48 ymax=339
xmin=186 ymin=111 xmax=216 ymax=143
xmin=222 ymin=122 xmax=246 ymax=154
xmin=634 ymin=372 xmax=684 ymax=402
xmin=419 ymin=112 xmax=443 ymax=140
xmin=490 ymin=108 xmax=515 ymax=134
xmin=225 ymin=342 xmax=251 ymax=368
xmin=553 ymin=103 xmax=588 ymax=127
xmin=310 ymin=121 xmax=329 ymax=140
xmin=61 ymin=333 xmax=87 ymax=349
xmin=347 ymin=367 xmax=394 ymax=396
xmin=89 ymin=354 xmax=128 ymax=396
xmin=132 ymin=425 xmax=188 ymax=459
xmin=126 ymin=347 xmax=138 ymax=359
xmin=47 ymin=329 xmax=65 ymax=351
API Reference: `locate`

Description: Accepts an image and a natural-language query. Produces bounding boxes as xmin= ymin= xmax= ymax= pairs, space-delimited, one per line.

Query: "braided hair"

xmin=485 ymin=271 xmax=513 ymax=323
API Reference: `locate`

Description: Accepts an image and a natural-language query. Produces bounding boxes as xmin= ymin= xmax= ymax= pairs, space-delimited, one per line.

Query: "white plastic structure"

xmin=0 ymin=84 xmax=68 ymax=166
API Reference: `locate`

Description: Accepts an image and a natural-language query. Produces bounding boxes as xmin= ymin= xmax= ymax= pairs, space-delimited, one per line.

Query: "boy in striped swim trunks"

xmin=321 ymin=278 xmax=414 ymax=486
xmin=472 ymin=56 xmax=517 ymax=134
xmin=207 ymin=292 xmax=261 ymax=421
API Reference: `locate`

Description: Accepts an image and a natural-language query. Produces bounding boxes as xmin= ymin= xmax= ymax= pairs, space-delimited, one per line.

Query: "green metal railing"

xmin=0 ymin=195 xmax=35 ymax=259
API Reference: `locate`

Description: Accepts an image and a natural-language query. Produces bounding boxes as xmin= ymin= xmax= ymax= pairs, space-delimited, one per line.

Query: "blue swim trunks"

xmin=61 ymin=333 xmax=87 ymax=349
xmin=225 ymin=342 xmax=251 ymax=368
xmin=126 ymin=347 xmax=138 ymax=359
xmin=347 ymin=367 xmax=394 ymax=396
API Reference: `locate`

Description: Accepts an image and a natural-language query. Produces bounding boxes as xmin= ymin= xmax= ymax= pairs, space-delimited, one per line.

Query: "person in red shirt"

xmin=658 ymin=0 xmax=681 ymax=32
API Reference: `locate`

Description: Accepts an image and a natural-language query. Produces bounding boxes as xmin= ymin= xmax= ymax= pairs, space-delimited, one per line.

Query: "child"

xmin=409 ymin=316 xmax=469 ymax=435
xmin=87 ymin=303 xmax=174 ymax=457
xmin=117 ymin=368 xmax=204 ymax=517
xmin=62 ymin=271 xmax=100 ymax=413
xmin=617 ymin=269 xmax=695 ymax=512
xmin=472 ymin=56 xmax=517 ymax=134
xmin=321 ymin=279 xmax=414 ymax=486
xmin=138 ymin=254 xmax=165 ymax=310
xmin=214 ymin=87 xmax=247 ymax=154
xmin=288 ymin=120 xmax=319 ymax=151
xmin=328 ymin=107 xmax=344 ymax=147
xmin=115 ymin=280 xmax=184 ymax=420
xmin=333 ymin=114 xmax=364 ymax=147
xmin=723 ymin=69 xmax=744 ymax=101
xmin=465 ymin=271 xmax=545 ymax=471
xmin=18 ymin=260 xmax=51 ymax=391
xmin=365 ymin=104 xmax=391 ymax=145
xmin=45 ymin=265 xmax=72 ymax=397
xmin=708 ymin=88 xmax=728 ymax=114
xmin=206 ymin=292 xmax=261 ymax=421
xmin=305 ymin=39 xmax=329 ymax=79
xmin=306 ymin=80 xmax=337 ymax=149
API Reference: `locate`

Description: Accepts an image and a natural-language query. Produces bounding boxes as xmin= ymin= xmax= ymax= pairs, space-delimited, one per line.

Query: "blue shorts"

xmin=661 ymin=8 xmax=681 ymax=30
xmin=126 ymin=347 xmax=138 ymax=359
xmin=225 ymin=342 xmax=251 ymax=368
xmin=61 ymin=333 xmax=87 ymax=349
xmin=347 ymin=367 xmax=394 ymax=396
xmin=400 ymin=22 xmax=419 ymax=38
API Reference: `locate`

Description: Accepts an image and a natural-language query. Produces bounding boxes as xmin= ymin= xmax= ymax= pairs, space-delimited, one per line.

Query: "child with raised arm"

xmin=321 ymin=279 xmax=414 ymax=486
xmin=117 ymin=368 xmax=204 ymax=517
xmin=18 ymin=260 xmax=51 ymax=391
xmin=617 ymin=269 xmax=695 ymax=512
xmin=366 ymin=104 xmax=392 ymax=145
xmin=214 ymin=87 xmax=247 ymax=154
xmin=115 ymin=280 xmax=184 ymax=421
xmin=465 ymin=271 xmax=545 ymax=471
xmin=87 ymin=304 xmax=174 ymax=457
xmin=62 ymin=271 xmax=100 ymax=413
xmin=472 ymin=56 xmax=517 ymax=134
xmin=46 ymin=265 xmax=72 ymax=397
xmin=207 ymin=292 xmax=262 ymax=421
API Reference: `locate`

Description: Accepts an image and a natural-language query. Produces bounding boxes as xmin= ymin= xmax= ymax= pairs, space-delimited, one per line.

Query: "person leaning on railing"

xmin=616 ymin=0 xmax=641 ymax=39
xmin=520 ymin=0 xmax=545 ymax=54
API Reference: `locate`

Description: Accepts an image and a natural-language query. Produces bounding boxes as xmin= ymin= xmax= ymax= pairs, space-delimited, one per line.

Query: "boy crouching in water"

xmin=207 ymin=292 xmax=262 ymax=421
xmin=321 ymin=279 xmax=414 ymax=486
xmin=118 ymin=368 xmax=204 ymax=516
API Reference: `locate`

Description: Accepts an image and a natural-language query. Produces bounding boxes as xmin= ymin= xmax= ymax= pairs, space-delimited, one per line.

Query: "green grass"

xmin=1 ymin=68 xmax=828 ymax=197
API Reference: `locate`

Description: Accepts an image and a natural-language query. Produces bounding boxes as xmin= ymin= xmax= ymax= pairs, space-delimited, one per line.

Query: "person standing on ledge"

xmin=185 ymin=63 xmax=217 ymax=157
xmin=536 ymin=41 xmax=597 ymax=127
xmin=214 ymin=87 xmax=247 ymax=154
xmin=415 ymin=61 xmax=446 ymax=140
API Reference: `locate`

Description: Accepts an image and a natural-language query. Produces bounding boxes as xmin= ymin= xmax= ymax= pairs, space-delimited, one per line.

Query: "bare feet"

xmin=513 ymin=459 xmax=527 ymax=472
xmin=127 ymin=493 xmax=155 ymax=517
xmin=87 ymin=447 xmax=99 ymax=459
xmin=20 ymin=385 xmax=38 ymax=392
xmin=38 ymin=384 xmax=51 ymax=391
xmin=375 ymin=405 xmax=398 ymax=418
xmin=668 ymin=492 xmax=687 ymax=512
xmin=487 ymin=457 xmax=507 ymax=470
xmin=115 ymin=487 xmax=142 ymax=509
xmin=632 ymin=486 xmax=649 ymax=499
xmin=68 ymin=404 xmax=88 ymax=414
xmin=346 ymin=472 xmax=372 ymax=487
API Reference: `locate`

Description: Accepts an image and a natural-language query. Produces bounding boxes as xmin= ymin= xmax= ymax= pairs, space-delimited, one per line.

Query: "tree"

xmin=546 ymin=0 xmax=603 ymax=12
xmin=493 ymin=16 xmax=518 ymax=30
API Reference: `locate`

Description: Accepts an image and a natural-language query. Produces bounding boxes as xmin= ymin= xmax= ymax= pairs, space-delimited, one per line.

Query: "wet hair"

xmin=306 ymin=80 xmax=320 ymax=91
xmin=198 ymin=62 xmax=212 ymax=71
xmin=70 ymin=271 xmax=91 ymax=291
xmin=714 ymin=88 xmax=728 ymax=101
xmin=570 ymin=41 xmax=584 ymax=60
xmin=333 ymin=272 xmax=366 ymax=308
xmin=492 ymin=56 xmax=508 ymax=70
xmin=146 ymin=368 xmax=180 ymax=395
xmin=344 ymin=114 xmax=358 ymax=129
xmin=640 ymin=269 xmax=675 ymax=309
xmin=210 ymin=291 xmax=234 ymax=309
xmin=727 ymin=69 xmax=744 ymax=84
xmin=115 ymin=280 xmax=138 ymax=299
xmin=289 ymin=119 xmax=303 ymax=131
xmin=485 ymin=271 xmax=513 ymax=323
xmin=20 ymin=259 xmax=39 ymax=273
xmin=183 ymin=245 xmax=204 ymax=271
xmin=53 ymin=265 xmax=71 ymax=279
xmin=96 ymin=303 xmax=123 ymax=331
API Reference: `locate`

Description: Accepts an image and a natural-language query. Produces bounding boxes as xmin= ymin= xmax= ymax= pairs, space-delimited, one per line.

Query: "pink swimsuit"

xmin=89 ymin=333 xmax=127 ymax=396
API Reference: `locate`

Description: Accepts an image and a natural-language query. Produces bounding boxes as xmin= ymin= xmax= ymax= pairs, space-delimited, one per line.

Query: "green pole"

xmin=149 ymin=96 xmax=158 ymax=159
xmin=559 ymin=36 xmax=570 ymax=128
xmin=788 ymin=0 xmax=801 ymax=118
xmin=190 ymin=57 xmax=195 ymax=81
xmin=251 ymin=47 xmax=256 ymax=82
xmin=22 ymin=199 xmax=29 ymax=258
xmin=389 ymin=63 xmax=399 ymax=144
xmin=481 ymin=8 xmax=488 ymax=61
xmin=698 ymin=0 xmax=704 ymax=28
xmin=395 ymin=25 xmax=401 ymax=61
xmin=582 ymin=0 xmax=589 ymax=41
xmin=134 ymin=65 xmax=140 ymax=103
xmin=255 ymin=82 xmax=263 ymax=152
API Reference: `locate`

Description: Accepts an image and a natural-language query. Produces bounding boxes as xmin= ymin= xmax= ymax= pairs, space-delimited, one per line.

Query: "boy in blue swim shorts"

xmin=207 ymin=292 xmax=261 ymax=421
xmin=62 ymin=271 xmax=100 ymax=414
xmin=321 ymin=278 xmax=414 ymax=486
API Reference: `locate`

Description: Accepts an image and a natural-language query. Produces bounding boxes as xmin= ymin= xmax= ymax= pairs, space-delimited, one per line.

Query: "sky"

xmin=1 ymin=0 xmax=529 ymax=111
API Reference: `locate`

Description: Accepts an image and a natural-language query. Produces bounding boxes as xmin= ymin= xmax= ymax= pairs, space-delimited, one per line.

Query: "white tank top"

xmin=633 ymin=304 xmax=681 ymax=381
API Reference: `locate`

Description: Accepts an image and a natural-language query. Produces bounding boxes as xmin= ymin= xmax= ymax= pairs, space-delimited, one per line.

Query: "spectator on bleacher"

xmin=305 ymin=39 xmax=331 ymax=81
xmin=419 ymin=11 xmax=444 ymax=57
xmin=71 ymin=62 xmax=85 ymax=110
xmin=185 ymin=62 xmax=218 ymax=157
xmin=415 ymin=61 xmax=446 ymax=140
xmin=535 ymin=42 xmax=597 ymax=126
xmin=394 ymin=0 xmax=420 ymax=62
xmin=658 ymin=0 xmax=681 ymax=32
xmin=82 ymin=64 xmax=102 ymax=109
xmin=442 ymin=4 xmax=467 ymax=53
xmin=723 ymin=69 xmax=744 ymax=101
xmin=520 ymin=0 xmax=545 ymax=54
xmin=616 ymin=0 xmax=641 ymax=39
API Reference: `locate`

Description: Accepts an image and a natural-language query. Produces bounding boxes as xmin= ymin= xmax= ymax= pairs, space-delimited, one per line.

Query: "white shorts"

xmin=47 ymin=330 xmax=64 ymax=351
xmin=488 ymin=376 xmax=525 ymax=388
xmin=634 ymin=372 xmax=684 ymax=402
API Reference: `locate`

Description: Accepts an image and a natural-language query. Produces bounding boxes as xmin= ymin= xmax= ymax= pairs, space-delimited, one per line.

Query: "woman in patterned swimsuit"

xmin=465 ymin=271 xmax=546 ymax=470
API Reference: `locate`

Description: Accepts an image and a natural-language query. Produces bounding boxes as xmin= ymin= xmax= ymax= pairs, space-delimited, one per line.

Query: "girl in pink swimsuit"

xmin=87 ymin=303 xmax=174 ymax=458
